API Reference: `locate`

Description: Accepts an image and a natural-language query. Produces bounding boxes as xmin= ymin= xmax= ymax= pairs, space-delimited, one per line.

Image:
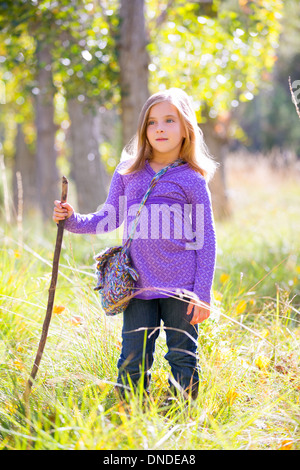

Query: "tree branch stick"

xmin=24 ymin=176 xmax=68 ymax=403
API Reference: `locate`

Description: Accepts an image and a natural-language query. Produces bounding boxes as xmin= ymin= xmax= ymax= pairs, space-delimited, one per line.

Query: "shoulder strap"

xmin=123 ymin=159 xmax=185 ymax=252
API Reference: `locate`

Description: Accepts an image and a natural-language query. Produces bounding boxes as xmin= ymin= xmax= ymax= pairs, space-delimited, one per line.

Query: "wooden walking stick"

xmin=24 ymin=176 xmax=68 ymax=402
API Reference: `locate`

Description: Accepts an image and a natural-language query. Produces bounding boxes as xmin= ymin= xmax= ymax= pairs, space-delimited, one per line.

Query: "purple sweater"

xmin=64 ymin=159 xmax=216 ymax=304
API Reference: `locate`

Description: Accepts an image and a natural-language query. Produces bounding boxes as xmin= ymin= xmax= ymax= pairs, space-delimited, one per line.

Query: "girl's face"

xmin=146 ymin=101 xmax=186 ymax=160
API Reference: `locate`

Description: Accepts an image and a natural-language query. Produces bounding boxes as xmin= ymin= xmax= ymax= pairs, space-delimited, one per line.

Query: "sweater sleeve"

xmin=64 ymin=164 xmax=125 ymax=235
xmin=188 ymin=176 xmax=217 ymax=305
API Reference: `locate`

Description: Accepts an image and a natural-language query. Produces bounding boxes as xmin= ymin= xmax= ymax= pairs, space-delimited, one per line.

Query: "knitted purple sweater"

xmin=64 ymin=159 xmax=217 ymax=304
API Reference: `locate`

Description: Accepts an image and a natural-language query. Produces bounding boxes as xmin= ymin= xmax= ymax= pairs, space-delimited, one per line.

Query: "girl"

xmin=53 ymin=88 xmax=217 ymax=399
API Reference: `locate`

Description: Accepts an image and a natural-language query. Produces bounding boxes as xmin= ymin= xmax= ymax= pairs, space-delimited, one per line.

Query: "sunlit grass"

xmin=0 ymin=153 xmax=299 ymax=450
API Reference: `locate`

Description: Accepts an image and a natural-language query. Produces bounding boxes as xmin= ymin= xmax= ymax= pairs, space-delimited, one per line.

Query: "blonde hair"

xmin=120 ymin=88 xmax=218 ymax=181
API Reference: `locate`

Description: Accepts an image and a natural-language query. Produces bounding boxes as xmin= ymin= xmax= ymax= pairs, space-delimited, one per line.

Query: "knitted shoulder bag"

xmin=94 ymin=159 xmax=185 ymax=316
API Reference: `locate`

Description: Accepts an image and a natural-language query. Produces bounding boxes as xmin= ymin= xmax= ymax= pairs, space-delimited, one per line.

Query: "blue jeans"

xmin=117 ymin=296 xmax=199 ymax=397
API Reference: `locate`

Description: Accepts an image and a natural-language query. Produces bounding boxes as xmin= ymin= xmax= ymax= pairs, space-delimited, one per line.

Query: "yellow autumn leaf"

xmin=96 ymin=381 xmax=110 ymax=392
xmin=236 ymin=300 xmax=247 ymax=314
xmin=74 ymin=439 xmax=85 ymax=450
xmin=213 ymin=291 xmax=223 ymax=301
xmin=6 ymin=402 xmax=18 ymax=415
xmin=279 ymin=439 xmax=293 ymax=450
xmin=260 ymin=329 xmax=270 ymax=338
xmin=220 ymin=273 xmax=230 ymax=284
xmin=53 ymin=305 xmax=66 ymax=315
xmin=152 ymin=369 xmax=169 ymax=388
xmin=13 ymin=359 xmax=24 ymax=371
xmin=226 ymin=388 xmax=239 ymax=406
xmin=215 ymin=347 xmax=233 ymax=367
xmin=255 ymin=355 xmax=271 ymax=370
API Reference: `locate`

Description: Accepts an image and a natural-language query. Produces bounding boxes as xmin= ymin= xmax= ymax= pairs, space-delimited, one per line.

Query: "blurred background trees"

xmin=0 ymin=0 xmax=298 ymax=222
xmin=235 ymin=0 xmax=300 ymax=156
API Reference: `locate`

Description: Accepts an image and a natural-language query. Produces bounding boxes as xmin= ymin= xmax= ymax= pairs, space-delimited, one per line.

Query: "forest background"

xmin=0 ymin=0 xmax=299 ymax=220
xmin=0 ymin=0 xmax=300 ymax=451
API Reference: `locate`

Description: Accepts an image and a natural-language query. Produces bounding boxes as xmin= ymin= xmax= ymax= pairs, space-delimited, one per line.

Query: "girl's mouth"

xmin=156 ymin=138 xmax=168 ymax=141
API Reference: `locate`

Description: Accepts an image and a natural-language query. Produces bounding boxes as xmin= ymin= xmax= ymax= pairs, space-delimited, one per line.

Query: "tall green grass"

xmin=0 ymin=154 xmax=299 ymax=450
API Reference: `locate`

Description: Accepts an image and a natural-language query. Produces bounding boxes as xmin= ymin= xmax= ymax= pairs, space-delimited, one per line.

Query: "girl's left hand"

xmin=187 ymin=301 xmax=210 ymax=325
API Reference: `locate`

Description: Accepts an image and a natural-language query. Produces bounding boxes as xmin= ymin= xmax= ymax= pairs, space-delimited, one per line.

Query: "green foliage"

xmin=0 ymin=0 xmax=120 ymax=102
xmin=147 ymin=0 xmax=283 ymax=123
xmin=0 ymin=0 xmax=120 ymax=159
xmin=235 ymin=0 xmax=300 ymax=154
xmin=49 ymin=1 xmax=120 ymax=106
xmin=0 ymin=0 xmax=287 ymax=161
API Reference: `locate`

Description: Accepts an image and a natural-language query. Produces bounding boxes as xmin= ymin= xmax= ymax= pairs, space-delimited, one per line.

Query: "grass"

xmin=0 ymin=152 xmax=300 ymax=450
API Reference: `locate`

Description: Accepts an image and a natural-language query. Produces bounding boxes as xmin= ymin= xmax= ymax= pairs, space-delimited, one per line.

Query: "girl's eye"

xmin=166 ymin=119 xmax=174 ymax=123
xmin=148 ymin=121 xmax=155 ymax=126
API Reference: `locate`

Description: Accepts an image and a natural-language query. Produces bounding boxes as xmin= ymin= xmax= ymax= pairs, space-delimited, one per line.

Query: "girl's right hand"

xmin=53 ymin=200 xmax=74 ymax=223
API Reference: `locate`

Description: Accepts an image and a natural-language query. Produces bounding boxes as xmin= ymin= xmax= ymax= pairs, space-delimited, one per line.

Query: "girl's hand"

xmin=187 ymin=300 xmax=210 ymax=325
xmin=53 ymin=200 xmax=74 ymax=224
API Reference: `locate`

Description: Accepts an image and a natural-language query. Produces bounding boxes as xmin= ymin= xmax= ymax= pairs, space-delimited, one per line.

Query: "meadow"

xmin=0 ymin=151 xmax=299 ymax=450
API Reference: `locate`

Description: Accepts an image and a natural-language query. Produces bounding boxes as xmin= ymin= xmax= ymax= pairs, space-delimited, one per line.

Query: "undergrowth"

xmin=0 ymin=154 xmax=299 ymax=450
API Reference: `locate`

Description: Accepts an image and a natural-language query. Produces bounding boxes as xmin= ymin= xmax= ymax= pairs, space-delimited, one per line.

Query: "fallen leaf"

xmin=260 ymin=329 xmax=270 ymax=338
xmin=226 ymin=388 xmax=239 ymax=406
xmin=70 ymin=316 xmax=83 ymax=326
xmin=213 ymin=291 xmax=223 ymax=301
xmin=236 ymin=300 xmax=247 ymax=314
xmin=152 ymin=369 xmax=169 ymax=388
xmin=53 ymin=305 xmax=66 ymax=315
xmin=13 ymin=358 xmax=25 ymax=370
xmin=220 ymin=273 xmax=230 ymax=284
xmin=274 ymin=364 xmax=289 ymax=375
xmin=279 ymin=439 xmax=293 ymax=450
xmin=255 ymin=355 xmax=271 ymax=371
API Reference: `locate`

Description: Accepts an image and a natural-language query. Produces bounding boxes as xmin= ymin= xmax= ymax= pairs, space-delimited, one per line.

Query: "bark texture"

xmin=68 ymin=99 xmax=108 ymax=213
xmin=13 ymin=124 xmax=36 ymax=213
xmin=35 ymin=40 xmax=58 ymax=219
xmin=201 ymin=121 xmax=231 ymax=220
xmin=119 ymin=0 xmax=150 ymax=146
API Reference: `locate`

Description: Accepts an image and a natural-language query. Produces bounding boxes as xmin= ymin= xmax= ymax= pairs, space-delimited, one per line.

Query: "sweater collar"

xmin=145 ymin=158 xmax=188 ymax=176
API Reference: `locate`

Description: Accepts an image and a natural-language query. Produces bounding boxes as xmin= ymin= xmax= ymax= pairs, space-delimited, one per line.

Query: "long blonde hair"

xmin=119 ymin=88 xmax=218 ymax=181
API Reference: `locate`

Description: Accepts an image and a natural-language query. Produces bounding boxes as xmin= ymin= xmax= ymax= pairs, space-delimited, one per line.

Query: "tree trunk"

xmin=13 ymin=124 xmax=36 ymax=214
xmin=35 ymin=40 xmax=58 ymax=220
xmin=119 ymin=0 xmax=150 ymax=146
xmin=200 ymin=121 xmax=231 ymax=220
xmin=67 ymin=99 xmax=108 ymax=213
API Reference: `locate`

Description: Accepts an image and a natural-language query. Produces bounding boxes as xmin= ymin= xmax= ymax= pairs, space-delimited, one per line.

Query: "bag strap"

xmin=123 ymin=158 xmax=185 ymax=253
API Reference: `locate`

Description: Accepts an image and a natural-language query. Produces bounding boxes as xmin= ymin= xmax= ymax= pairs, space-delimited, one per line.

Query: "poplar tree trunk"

xmin=201 ymin=121 xmax=231 ymax=220
xmin=119 ymin=0 xmax=150 ymax=146
xmin=35 ymin=40 xmax=58 ymax=220
xmin=67 ymin=99 xmax=108 ymax=213
xmin=13 ymin=124 xmax=36 ymax=213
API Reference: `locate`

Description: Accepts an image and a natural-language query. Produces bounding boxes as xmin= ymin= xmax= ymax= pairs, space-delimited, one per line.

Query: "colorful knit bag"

xmin=94 ymin=159 xmax=185 ymax=316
